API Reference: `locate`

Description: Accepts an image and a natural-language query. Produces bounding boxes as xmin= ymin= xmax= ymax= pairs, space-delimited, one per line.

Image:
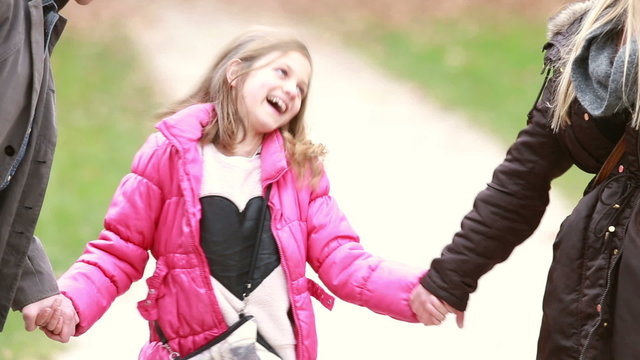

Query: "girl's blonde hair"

xmin=552 ymin=0 xmax=640 ymax=131
xmin=160 ymin=26 xmax=326 ymax=186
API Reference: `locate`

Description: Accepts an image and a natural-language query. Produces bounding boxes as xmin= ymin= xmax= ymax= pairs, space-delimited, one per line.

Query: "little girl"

xmin=41 ymin=27 xmax=425 ymax=359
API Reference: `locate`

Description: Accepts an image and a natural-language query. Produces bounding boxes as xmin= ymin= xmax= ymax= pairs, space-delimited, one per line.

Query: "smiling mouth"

xmin=267 ymin=95 xmax=287 ymax=114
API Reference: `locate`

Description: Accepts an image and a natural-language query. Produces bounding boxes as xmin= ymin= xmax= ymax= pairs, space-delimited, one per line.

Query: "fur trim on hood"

xmin=547 ymin=0 xmax=594 ymax=39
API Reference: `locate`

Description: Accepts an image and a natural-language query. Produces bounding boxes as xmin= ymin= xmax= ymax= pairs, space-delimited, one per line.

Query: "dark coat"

xmin=421 ymin=2 xmax=640 ymax=359
xmin=0 ymin=0 xmax=66 ymax=330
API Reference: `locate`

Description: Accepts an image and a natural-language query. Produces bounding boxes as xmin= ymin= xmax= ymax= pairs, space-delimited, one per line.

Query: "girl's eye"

xmin=297 ymin=86 xmax=306 ymax=97
xmin=276 ymin=68 xmax=287 ymax=77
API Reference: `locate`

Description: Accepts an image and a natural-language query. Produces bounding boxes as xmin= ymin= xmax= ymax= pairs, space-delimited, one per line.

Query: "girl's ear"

xmin=226 ymin=59 xmax=243 ymax=87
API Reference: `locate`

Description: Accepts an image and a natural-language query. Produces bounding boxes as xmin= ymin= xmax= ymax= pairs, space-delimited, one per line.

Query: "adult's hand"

xmin=410 ymin=284 xmax=465 ymax=328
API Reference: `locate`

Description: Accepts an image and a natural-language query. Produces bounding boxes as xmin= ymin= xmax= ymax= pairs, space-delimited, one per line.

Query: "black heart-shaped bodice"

xmin=200 ymin=195 xmax=280 ymax=300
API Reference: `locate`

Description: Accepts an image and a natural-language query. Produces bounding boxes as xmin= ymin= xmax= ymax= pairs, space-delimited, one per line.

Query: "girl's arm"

xmin=57 ymin=133 xmax=167 ymax=335
xmin=306 ymin=173 xmax=425 ymax=323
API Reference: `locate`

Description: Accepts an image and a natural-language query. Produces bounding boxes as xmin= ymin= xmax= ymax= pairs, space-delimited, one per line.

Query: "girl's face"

xmin=232 ymin=51 xmax=311 ymax=137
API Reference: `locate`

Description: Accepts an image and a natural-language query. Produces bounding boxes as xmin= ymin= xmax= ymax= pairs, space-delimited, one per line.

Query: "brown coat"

xmin=421 ymin=1 xmax=640 ymax=359
xmin=0 ymin=0 xmax=66 ymax=330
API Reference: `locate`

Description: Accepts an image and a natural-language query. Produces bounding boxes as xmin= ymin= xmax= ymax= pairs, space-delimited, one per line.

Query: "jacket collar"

xmin=260 ymin=130 xmax=289 ymax=184
xmin=155 ymin=103 xmax=212 ymax=144
xmin=155 ymin=103 xmax=289 ymax=185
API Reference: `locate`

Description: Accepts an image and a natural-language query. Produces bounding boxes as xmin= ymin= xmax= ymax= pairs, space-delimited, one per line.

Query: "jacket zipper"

xmin=580 ymin=184 xmax=638 ymax=358
xmin=578 ymin=250 xmax=621 ymax=360
xmin=267 ymin=198 xmax=304 ymax=359
xmin=170 ymin=133 xmax=230 ymax=344
xmin=261 ymin=167 xmax=304 ymax=358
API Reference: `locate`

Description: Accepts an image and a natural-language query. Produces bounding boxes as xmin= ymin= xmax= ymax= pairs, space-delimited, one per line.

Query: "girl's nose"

xmin=283 ymin=80 xmax=298 ymax=98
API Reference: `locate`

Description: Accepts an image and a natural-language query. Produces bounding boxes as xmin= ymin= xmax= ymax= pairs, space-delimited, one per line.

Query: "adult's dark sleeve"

xmin=421 ymin=74 xmax=574 ymax=311
xmin=0 ymin=0 xmax=65 ymax=330
xmin=11 ymin=236 xmax=59 ymax=310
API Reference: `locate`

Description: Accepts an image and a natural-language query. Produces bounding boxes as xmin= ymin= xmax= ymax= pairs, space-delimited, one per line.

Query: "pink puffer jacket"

xmin=58 ymin=103 xmax=424 ymax=359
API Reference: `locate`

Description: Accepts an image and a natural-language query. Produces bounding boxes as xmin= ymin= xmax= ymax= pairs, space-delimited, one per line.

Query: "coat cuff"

xmin=11 ymin=236 xmax=59 ymax=310
xmin=420 ymin=272 xmax=468 ymax=312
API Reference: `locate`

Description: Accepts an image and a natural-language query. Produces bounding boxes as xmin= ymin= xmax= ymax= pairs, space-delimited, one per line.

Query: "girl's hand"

xmin=410 ymin=284 xmax=465 ymax=328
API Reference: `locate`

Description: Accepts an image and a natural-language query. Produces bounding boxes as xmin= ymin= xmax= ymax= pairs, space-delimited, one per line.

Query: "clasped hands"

xmin=410 ymin=285 xmax=465 ymax=328
xmin=21 ymin=294 xmax=78 ymax=342
xmin=20 ymin=286 xmax=460 ymax=341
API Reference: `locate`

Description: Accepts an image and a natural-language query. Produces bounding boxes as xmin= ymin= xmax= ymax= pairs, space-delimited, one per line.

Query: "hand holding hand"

xmin=410 ymin=284 xmax=465 ymax=328
xmin=22 ymin=294 xmax=79 ymax=343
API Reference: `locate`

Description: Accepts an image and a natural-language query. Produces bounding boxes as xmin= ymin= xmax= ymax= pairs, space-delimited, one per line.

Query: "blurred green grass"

xmin=343 ymin=12 xmax=591 ymax=202
xmin=0 ymin=31 xmax=156 ymax=359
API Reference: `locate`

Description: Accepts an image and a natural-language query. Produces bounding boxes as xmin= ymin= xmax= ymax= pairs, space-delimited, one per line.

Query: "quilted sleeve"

xmin=306 ymin=173 xmax=425 ymax=323
xmin=58 ymin=133 xmax=167 ymax=335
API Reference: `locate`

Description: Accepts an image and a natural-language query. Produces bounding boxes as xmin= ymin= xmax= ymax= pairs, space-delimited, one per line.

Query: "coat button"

xmin=608 ymin=226 xmax=616 ymax=233
xmin=613 ymin=204 xmax=621 ymax=209
xmin=583 ymin=113 xmax=590 ymax=121
xmin=4 ymin=146 xmax=15 ymax=156
xmin=149 ymin=289 xmax=156 ymax=295
xmin=603 ymin=322 xmax=609 ymax=327
xmin=613 ymin=249 xmax=619 ymax=255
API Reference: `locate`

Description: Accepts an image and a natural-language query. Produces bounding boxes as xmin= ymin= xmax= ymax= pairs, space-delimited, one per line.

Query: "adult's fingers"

xmin=454 ymin=310 xmax=465 ymax=329
xmin=53 ymin=316 xmax=64 ymax=335
xmin=34 ymin=308 xmax=53 ymax=328
xmin=58 ymin=311 xmax=77 ymax=342
xmin=22 ymin=310 xmax=37 ymax=332
xmin=25 ymin=296 xmax=62 ymax=332
xmin=56 ymin=294 xmax=79 ymax=342
xmin=39 ymin=297 xmax=61 ymax=327
xmin=41 ymin=325 xmax=71 ymax=343
xmin=40 ymin=327 xmax=63 ymax=342
xmin=45 ymin=306 xmax=62 ymax=332
xmin=443 ymin=302 xmax=465 ymax=329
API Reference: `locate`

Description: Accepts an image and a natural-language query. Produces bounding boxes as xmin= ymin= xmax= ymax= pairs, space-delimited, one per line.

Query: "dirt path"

xmin=55 ymin=1 xmax=571 ymax=358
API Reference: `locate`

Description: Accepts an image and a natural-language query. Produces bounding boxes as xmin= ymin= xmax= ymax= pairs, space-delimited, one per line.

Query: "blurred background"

xmin=1 ymin=0 xmax=583 ymax=359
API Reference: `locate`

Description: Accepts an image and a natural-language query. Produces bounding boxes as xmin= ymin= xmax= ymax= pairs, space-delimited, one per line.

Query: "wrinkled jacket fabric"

xmin=421 ymin=1 xmax=640 ymax=359
xmin=59 ymin=103 xmax=423 ymax=359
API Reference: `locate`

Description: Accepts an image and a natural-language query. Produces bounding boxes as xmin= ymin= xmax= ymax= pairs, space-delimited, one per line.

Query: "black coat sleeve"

xmin=420 ymin=71 xmax=574 ymax=311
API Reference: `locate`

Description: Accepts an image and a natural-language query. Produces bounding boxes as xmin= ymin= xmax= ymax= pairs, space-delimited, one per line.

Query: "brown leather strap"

xmin=594 ymin=137 xmax=626 ymax=186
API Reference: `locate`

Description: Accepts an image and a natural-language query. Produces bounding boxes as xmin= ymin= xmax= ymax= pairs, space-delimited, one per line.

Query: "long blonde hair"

xmin=160 ymin=26 xmax=326 ymax=186
xmin=552 ymin=0 xmax=640 ymax=130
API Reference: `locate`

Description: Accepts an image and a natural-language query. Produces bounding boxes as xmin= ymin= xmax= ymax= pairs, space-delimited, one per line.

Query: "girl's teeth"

xmin=268 ymin=96 xmax=286 ymax=113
